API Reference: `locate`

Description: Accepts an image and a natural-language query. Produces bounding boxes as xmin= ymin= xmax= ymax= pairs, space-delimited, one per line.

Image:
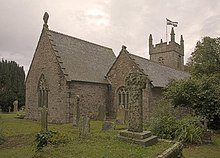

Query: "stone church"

xmin=25 ymin=13 xmax=189 ymax=123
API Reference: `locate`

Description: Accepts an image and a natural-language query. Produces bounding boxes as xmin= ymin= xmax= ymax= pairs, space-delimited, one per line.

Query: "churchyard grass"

xmin=183 ymin=133 xmax=220 ymax=158
xmin=0 ymin=113 xmax=171 ymax=158
xmin=1 ymin=113 xmax=220 ymax=158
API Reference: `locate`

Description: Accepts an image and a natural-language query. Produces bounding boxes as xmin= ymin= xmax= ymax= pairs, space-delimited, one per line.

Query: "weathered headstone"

xmin=13 ymin=100 xmax=18 ymax=112
xmin=41 ymin=106 xmax=48 ymax=132
xmin=126 ymin=73 xmax=147 ymax=132
xmin=73 ymin=95 xmax=80 ymax=127
xmin=97 ymin=104 xmax=106 ymax=120
xmin=9 ymin=106 xmax=11 ymax=113
xmin=118 ymin=72 xmax=158 ymax=146
xmin=116 ymin=107 xmax=126 ymax=124
xmin=79 ymin=115 xmax=90 ymax=138
xmin=102 ymin=121 xmax=114 ymax=131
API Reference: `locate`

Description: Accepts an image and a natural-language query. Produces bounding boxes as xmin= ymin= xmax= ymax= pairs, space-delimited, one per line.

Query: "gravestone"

xmin=41 ymin=106 xmax=48 ymax=132
xmin=126 ymin=73 xmax=147 ymax=132
xmin=13 ymin=100 xmax=18 ymax=112
xmin=116 ymin=107 xmax=126 ymax=124
xmin=79 ymin=115 xmax=90 ymax=138
xmin=118 ymin=72 xmax=158 ymax=146
xmin=9 ymin=106 xmax=11 ymax=113
xmin=102 ymin=121 xmax=114 ymax=131
xmin=97 ymin=104 xmax=106 ymax=120
xmin=73 ymin=95 xmax=80 ymax=127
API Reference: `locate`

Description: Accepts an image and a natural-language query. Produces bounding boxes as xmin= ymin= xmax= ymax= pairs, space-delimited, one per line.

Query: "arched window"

xmin=117 ymin=87 xmax=129 ymax=109
xmin=158 ymin=57 xmax=164 ymax=64
xmin=38 ymin=74 xmax=49 ymax=108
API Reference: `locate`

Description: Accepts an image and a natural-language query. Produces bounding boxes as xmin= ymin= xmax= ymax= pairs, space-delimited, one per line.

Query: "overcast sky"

xmin=0 ymin=0 xmax=220 ymax=74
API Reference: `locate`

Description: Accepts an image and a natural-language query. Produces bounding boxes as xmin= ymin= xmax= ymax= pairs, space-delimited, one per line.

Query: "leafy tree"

xmin=188 ymin=37 xmax=220 ymax=77
xmin=163 ymin=36 xmax=220 ymax=129
xmin=0 ymin=59 xmax=25 ymax=112
xmin=164 ymin=76 xmax=220 ymax=123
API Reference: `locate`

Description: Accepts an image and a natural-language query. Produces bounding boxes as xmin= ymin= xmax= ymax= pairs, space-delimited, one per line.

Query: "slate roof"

xmin=129 ymin=54 xmax=190 ymax=87
xmin=47 ymin=30 xmax=116 ymax=84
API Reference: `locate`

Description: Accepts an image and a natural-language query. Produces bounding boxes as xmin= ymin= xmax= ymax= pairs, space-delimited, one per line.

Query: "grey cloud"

xmin=0 ymin=0 xmax=220 ymax=74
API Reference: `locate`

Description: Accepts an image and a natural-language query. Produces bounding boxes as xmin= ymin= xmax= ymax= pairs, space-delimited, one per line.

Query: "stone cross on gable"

xmin=41 ymin=106 xmax=48 ymax=132
xmin=125 ymin=73 xmax=147 ymax=132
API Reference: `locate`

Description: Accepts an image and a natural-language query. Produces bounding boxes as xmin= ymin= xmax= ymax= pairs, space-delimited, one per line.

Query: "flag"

xmin=166 ymin=18 xmax=178 ymax=27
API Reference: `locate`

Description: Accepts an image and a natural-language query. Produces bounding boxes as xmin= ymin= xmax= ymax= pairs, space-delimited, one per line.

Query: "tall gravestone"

xmin=13 ymin=100 xmax=18 ymax=112
xmin=118 ymin=72 xmax=158 ymax=146
xmin=73 ymin=95 xmax=80 ymax=127
xmin=41 ymin=106 xmax=48 ymax=132
xmin=79 ymin=115 xmax=90 ymax=138
xmin=126 ymin=73 xmax=147 ymax=132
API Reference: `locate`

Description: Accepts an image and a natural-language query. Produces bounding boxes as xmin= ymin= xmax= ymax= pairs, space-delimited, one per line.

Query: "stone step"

xmin=118 ymin=135 xmax=158 ymax=147
xmin=119 ymin=130 xmax=152 ymax=140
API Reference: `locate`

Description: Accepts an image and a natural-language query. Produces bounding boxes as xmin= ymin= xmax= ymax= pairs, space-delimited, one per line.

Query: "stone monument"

xmin=73 ymin=95 xmax=80 ymax=127
xmin=41 ymin=106 xmax=48 ymax=132
xmin=13 ymin=100 xmax=18 ymax=112
xmin=79 ymin=115 xmax=90 ymax=138
xmin=118 ymin=73 xmax=158 ymax=146
xmin=116 ymin=107 xmax=126 ymax=124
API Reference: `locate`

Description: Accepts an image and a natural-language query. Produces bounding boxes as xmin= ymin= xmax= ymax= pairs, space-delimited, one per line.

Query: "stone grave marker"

xmin=41 ymin=106 xmax=48 ymax=132
xmin=73 ymin=95 xmax=80 ymax=127
xmin=13 ymin=100 xmax=18 ymax=112
xmin=116 ymin=107 xmax=126 ymax=124
xmin=118 ymin=72 xmax=158 ymax=146
xmin=79 ymin=115 xmax=90 ymax=138
xmin=102 ymin=121 xmax=114 ymax=131
xmin=126 ymin=72 xmax=147 ymax=132
xmin=97 ymin=104 xmax=106 ymax=121
xmin=9 ymin=106 xmax=11 ymax=113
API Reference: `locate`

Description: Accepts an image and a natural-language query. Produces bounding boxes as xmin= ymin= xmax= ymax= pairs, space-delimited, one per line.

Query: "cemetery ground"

xmin=0 ymin=113 xmax=220 ymax=158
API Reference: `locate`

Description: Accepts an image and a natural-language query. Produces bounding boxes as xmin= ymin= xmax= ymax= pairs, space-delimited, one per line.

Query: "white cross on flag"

xmin=166 ymin=18 xmax=178 ymax=27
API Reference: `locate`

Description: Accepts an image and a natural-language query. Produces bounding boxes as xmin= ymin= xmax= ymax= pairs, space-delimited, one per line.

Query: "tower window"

xmin=158 ymin=57 xmax=164 ymax=64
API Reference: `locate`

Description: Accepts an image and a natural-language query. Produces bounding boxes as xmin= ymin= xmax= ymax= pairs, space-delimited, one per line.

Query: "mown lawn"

xmin=0 ymin=113 xmax=171 ymax=158
xmin=183 ymin=133 xmax=220 ymax=158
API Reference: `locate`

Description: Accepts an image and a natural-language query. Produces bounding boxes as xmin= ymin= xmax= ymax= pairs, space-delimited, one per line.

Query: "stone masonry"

xmin=118 ymin=72 xmax=158 ymax=146
xmin=125 ymin=73 xmax=147 ymax=132
xmin=149 ymin=28 xmax=184 ymax=71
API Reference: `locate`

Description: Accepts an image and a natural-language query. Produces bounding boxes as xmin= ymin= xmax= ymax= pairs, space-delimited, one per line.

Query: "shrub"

xmin=16 ymin=110 xmax=25 ymax=119
xmin=175 ymin=116 xmax=205 ymax=144
xmin=146 ymin=101 xmax=206 ymax=144
xmin=35 ymin=130 xmax=68 ymax=151
xmin=146 ymin=101 xmax=179 ymax=140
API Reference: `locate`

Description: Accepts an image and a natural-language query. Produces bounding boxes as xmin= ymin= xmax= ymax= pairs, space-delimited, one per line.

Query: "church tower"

xmin=149 ymin=28 xmax=184 ymax=71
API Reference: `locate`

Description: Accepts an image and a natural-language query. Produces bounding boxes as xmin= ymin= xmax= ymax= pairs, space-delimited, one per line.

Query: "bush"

xmin=175 ymin=116 xmax=205 ymax=144
xmin=35 ymin=130 xmax=68 ymax=151
xmin=16 ymin=110 xmax=25 ymax=119
xmin=146 ymin=102 xmax=206 ymax=144
xmin=146 ymin=101 xmax=179 ymax=140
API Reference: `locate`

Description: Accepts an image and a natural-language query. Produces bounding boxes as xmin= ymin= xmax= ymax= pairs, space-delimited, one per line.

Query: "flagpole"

xmin=166 ymin=19 xmax=168 ymax=42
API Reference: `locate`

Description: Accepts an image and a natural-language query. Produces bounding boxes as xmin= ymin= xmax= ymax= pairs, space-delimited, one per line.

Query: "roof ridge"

xmin=129 ymin=53 xmax=187 ymax=73
xmin=48 ymin=29 xmax=113 ymax=51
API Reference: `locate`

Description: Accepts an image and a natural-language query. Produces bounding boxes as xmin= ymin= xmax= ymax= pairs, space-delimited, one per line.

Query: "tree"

xmin=0 ymin=59 xmax=25 ymax=112
xmin=163 ymin=36 xmax=220 ymax=129
xmin=164 ymin=76 xmax=220 ymax=123
xmin=188 ymin=37 xmax=220 ymax=77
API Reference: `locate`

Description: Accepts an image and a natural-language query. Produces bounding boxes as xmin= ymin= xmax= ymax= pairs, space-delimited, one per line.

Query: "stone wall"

xmin=68 ymin=81 xmax=109 ymax=121
xmin=107 ymin=49 xmax=151 ymax=119
xmin=149 ymin=40 xmax=184 ymax=71
xmin=25 ymin=28 xmax=69 ymax=123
